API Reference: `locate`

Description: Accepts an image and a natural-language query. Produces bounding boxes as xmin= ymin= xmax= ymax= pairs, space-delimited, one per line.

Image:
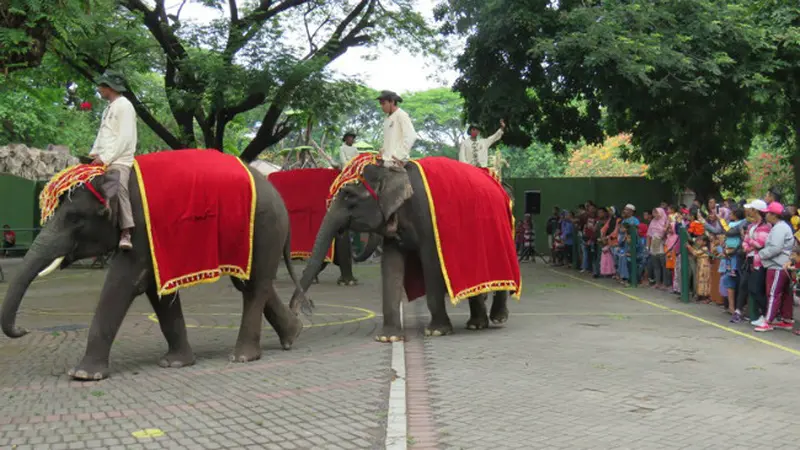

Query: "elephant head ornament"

xmin=290 ymin=163 xmax=413 ymax=310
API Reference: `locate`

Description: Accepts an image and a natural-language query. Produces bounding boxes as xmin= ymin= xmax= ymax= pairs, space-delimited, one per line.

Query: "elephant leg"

xmin=466 ymin=294 xmax=490 ymax=330
xmin=262 ymin=283 xmax=303 ymax=351
xmin=145 ymin=288 xmax=195 ymax=369
xmin=312 ymin=262 xmax=327 ymax=284
xmin=420 ymin=259 xmax=453 ymax=337
xmin=376 ymin=242 xmax=404 ymax=342
xmin=231 ymin=287 xmax=267 ymax=363
xmin=335 ymin=233 xmax=358 ymax=286
xmin=489 ymin=291 xmax=510 ymax=325
xmin=68 ymin=255 xmax=144 ymax=380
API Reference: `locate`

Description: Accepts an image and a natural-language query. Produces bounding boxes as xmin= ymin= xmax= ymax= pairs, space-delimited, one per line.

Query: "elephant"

xmin=289 ymin=160 xmax=512 ymax=342
xmin=1 ymin=160 xmax=306 ymax=381
xmin=311 ymin=233 xmax=361 ymax=285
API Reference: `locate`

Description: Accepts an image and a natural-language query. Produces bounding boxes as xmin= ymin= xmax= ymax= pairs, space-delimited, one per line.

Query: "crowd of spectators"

xmin=528 ymin=190 xmax=800 ymax=334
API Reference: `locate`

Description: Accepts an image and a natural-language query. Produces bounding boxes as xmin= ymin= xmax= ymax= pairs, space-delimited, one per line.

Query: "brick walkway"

xmin=1 ymin=259 xmax=800 ymax=449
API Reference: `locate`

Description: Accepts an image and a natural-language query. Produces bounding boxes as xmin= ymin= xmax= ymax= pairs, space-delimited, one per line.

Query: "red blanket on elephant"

xmin=268 ymin=168 xmax=338 ymax=262
xmin=133 ymin=149 xmax=255 ymax=295
xmin=406 ymin=157 xmax=521 ymax=304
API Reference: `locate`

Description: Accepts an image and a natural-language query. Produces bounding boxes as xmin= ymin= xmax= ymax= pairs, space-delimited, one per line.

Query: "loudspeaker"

xmin=524 ymin=190 xmax=541 ymax=215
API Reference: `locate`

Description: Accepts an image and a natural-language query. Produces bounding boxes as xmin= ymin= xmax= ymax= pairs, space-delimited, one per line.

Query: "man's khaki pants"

xmin=108 ymin=164 xmax=134 ymax=230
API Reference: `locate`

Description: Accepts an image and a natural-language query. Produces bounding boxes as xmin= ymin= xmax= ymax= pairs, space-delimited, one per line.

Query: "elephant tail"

xmin=283 ymin=230 xmax=314 ymax=316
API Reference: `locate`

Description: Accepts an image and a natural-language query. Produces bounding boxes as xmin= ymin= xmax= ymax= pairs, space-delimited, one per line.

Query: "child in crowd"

xmin=689 ymin=234 xmax=712 ymax=303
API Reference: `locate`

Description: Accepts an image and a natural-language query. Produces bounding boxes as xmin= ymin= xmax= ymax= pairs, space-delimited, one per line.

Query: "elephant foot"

xmin=230 ymin=346 xmax=261 ymax=363
xmin=423 ymin=323 xmax=453 ymax=337
xmin=337 ymin=276 xmax=358 ymax=286
xmin=312 ymin=276 xmax=320 ymax=284
xmin=279 ymin=316 xmax=304 ymax=351
xmin=490 ymin=307 xmax=509 ymax=325
xmin=158 ymin=349 xmax=196 ymax=368
xmin=375 ymin=327 xmax=403 ymax=343
xmin=466 ymin=315 xmax=490 ymax=330
xmin=68 ymin=363 xmax=110 ymax=381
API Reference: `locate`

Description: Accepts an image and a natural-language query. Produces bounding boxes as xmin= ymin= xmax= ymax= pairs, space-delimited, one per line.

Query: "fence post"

xmin=572 ymin=234 xmax=580 ymax=270
xmin=679 ymin=226 xmax=690 ymax=303
xmin=628 ymin=224 xmax=638 ymax=288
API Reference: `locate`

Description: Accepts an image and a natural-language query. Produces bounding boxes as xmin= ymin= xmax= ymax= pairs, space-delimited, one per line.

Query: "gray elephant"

xmin=290 ymin=159 xmax=516 ymax=341
xmin=1 ymin=159 xmax=306 ymax=380
xmin=311 ymin=233 xmax=361 ymax=285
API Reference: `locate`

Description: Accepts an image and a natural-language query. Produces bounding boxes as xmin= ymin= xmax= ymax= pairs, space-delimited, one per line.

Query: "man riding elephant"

xmin=1 ymin=149 xmax=307 ymax=381
xmin=290 ymin=152 xmax=522 ymax=342
xmin=88 ymin=70 xmax=137 ymax=250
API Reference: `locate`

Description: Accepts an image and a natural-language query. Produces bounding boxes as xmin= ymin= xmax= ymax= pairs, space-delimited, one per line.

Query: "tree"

xmin=743 ymin=134 xmax=794 ymax=198
xmin=750 ymin=1 xmax=800 ymax=201
xmin=436 ymin=0 xmax=773 ymax=199
xmin=433 ymin=0 xmax=605 ymax=152
xmin=401 ymin=87 xmax=465 ymax=150
xmin=565 ymin=134 xmax=648 ymax=178
xmin=501 ymin=142 xmax=568 ymax=178
xmin=0 ymin=0 xmax=95 ymax=74
xmin=47 ymin=0 xmax=439 ymax=162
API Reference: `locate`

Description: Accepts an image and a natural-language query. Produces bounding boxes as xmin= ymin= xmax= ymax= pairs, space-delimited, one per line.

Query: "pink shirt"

xmin=742 ymin=221 xmax=772 ymax=269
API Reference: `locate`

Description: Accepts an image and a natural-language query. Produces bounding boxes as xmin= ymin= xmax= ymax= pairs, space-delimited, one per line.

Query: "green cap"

xmin=95 ymin=70 xmax=127 ymax=92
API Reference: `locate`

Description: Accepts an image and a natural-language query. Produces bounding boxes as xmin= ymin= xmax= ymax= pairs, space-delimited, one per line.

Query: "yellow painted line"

xmin=552 ymin=269 xmax=800 ymax=358
xmin=399 ymin=312 xmax=673 ymax=317
xmin=146 ymin=303 xmax=376 ymax=330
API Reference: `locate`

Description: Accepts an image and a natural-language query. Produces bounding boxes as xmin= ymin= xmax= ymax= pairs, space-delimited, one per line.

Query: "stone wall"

xmin=0 ymin=144 xmax=79 ymax=181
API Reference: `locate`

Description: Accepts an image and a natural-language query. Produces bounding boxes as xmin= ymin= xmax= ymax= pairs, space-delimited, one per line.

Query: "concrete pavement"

xmin=0 ymin=259 xmax=799 ymax=449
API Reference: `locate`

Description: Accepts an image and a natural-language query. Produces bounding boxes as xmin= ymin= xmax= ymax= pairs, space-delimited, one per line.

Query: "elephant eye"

xmin=65 ymin=210 xmax=83 ymax=224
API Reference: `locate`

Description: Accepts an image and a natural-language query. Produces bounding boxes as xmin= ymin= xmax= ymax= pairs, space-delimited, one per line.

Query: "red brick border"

xmin=404 ymin=315 xmax=440 ymax=449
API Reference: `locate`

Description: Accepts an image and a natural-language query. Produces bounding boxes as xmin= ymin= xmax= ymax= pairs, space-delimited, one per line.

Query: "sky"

xmin=164 ymin=0 xmax=461 ymax=93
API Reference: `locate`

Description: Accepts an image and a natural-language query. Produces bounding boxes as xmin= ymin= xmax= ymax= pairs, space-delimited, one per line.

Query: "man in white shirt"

xmin=339 ymin=131 xmax=359 ymax=168
xmin=376 ymin=90 xmax=416 ymax=167
xmin=458 ymin=120 xmax=506 ymax=168
xmin=88 ymin=71 xmax=137 ymax=250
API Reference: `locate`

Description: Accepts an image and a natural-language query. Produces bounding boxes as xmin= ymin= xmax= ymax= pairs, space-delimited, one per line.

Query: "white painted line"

xmin=385 ymin=340 xmax=407 ymax=450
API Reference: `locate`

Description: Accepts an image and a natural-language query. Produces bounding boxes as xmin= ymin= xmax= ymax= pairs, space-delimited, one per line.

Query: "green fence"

xmin=0 ymin=174 xmax=42 ymax=247
xmin=506 ymin=176 xmax=675 ymax=254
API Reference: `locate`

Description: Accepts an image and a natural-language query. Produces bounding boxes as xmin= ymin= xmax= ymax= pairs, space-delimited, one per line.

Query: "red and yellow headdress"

xmin=327 ymin=153 xmax=380 ymax=206
xmin=39 ymin=164 xmax=107 ymax=225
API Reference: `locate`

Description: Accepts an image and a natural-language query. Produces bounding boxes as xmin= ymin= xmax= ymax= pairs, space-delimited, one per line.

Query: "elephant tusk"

xmin=37 ymin=256 xmax=65 ymax=278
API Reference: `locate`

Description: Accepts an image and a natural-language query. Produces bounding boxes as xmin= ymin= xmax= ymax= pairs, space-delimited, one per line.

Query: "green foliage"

xmin=0 ymin=0 xmax=96 ymax=73
xmin=744 ymin=134 xmax=795 ymax=197
xmin=501 ymin=142 xmax=568 ymax=179
xmin=7 ymin=0 xmax=441 ymax=162
xmin=436 ymin=0 xmax=792 ymax=198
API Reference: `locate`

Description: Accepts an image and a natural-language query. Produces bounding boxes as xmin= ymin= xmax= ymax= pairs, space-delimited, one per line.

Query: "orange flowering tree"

xmin=565 ymin=133 xmax=649 ymax=177
xmin=745 ymin=151 xmax=793 ymax=198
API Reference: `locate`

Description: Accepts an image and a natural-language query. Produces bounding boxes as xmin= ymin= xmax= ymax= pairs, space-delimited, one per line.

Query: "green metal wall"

xmin=507 ymin=177 xmax=675 ymax=253
xmin=0 ymin=174 xmax=39 ymax=245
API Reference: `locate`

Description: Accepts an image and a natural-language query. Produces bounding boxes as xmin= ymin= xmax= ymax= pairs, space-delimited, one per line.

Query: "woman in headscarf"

xmin=647 ymin=207 xmax=669 ymax=290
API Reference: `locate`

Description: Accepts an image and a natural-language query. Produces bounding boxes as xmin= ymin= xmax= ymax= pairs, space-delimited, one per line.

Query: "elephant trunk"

xmin=353 ymin=233 xmax=381 ymax=262
xmin=1 ymin=226 xmax=72 ymax=338
xmin=289 ymin=203 xmax=348 ymax=313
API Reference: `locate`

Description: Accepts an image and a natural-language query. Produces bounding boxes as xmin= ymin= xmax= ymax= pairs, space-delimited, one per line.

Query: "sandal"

xmin=793 ymin=329 xmax=800 ymax=336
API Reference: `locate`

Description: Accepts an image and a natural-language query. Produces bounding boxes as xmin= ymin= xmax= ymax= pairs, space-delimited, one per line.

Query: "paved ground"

xmin=1 ymin=257 xmax=800 ymax=449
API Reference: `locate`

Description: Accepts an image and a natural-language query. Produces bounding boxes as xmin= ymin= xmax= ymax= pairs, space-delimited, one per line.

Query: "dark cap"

xmin=342 ymin=130 xmax=357 ymax=141
xmin=95 ymin=70 xmax=127 ymax=92
xmin=467 ymin=124 xmax=481 ymax=133
xmin=376 ymin=90 xmax=402 ymax=103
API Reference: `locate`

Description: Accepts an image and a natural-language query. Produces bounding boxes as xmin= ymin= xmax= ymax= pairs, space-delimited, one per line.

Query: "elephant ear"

xmin=364 ymin=164 xmax=413 ymax=221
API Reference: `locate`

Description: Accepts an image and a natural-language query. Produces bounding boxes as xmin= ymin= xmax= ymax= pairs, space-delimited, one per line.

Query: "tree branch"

xmin=229 ymin=0 xmax=239 ymax=23
xmin=239 ymin=0 xmax=378 ymax=161
xmin=52 ymin=48 xmax=184 ymax=150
